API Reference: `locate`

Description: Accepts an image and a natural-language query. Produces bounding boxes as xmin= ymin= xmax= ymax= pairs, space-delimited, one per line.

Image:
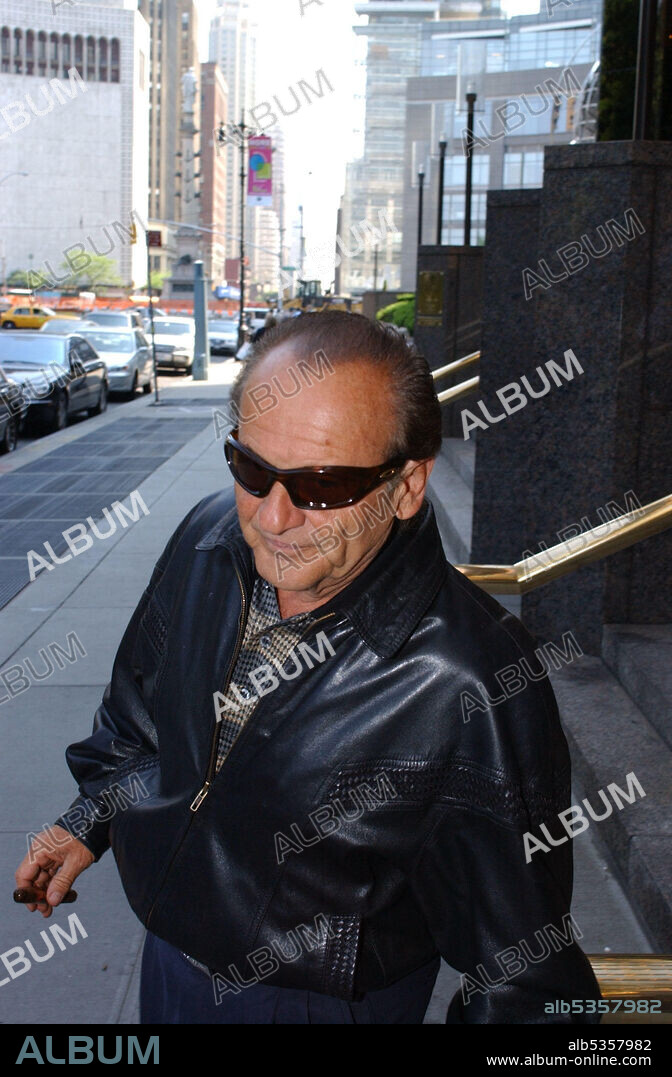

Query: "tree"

xmin=58 ymin=254 xmax=122 ymax=291
xmin=7 ymin=269 xmax=31 ymax=287
xmin=144 ymin=269 xmax=167 ymax=293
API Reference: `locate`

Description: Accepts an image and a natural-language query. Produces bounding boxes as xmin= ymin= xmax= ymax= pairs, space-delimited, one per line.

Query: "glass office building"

xmin=339 ymin=2 xmax=497 ymax=296
xmin=399 ymin=0 xmax=602 ymax=288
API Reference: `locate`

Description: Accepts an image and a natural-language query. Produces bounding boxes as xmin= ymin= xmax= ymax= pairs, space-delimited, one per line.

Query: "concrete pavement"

xmin=0 ymin=361 xmax=651 ymax=1025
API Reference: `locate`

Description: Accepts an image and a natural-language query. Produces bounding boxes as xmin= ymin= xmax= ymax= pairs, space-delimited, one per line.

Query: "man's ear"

xmin=395 ymin=458 xmax=435 ymax=520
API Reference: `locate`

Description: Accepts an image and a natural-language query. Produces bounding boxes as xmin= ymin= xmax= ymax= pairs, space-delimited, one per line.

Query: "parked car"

xmin=150 ymin=317 xmax=195 ymax=373
xmin=0 ymin=303 xmax=66 ymax=330
xmin=82 ymin=327 xmax=153 ymax=397
xmin=207 ymin=318 xmax=239 ymax=356
xmin=0 ymin=366 xmax=28 ymax=452
xmin=86 ymin=310 xmax=144 ymax=330
xmin=0 ymin=332 xmax=108 ymax=433
xmin=40 ymin=318 xmax=100 ymax=334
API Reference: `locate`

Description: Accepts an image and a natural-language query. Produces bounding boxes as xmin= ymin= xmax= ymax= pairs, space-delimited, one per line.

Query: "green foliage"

xmin=7 ymin=269 xmax=30 ymax=287
xmin=147 ymin=270 xmax=167 ymax=292
xmin=58 ymin=254 xmax=122 ymax=291
xmin=376 ymin=293 xmax=415 ymax=331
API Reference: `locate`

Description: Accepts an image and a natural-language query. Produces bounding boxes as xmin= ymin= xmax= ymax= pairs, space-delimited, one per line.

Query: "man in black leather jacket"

xmin=16 ymin=313 xmax=600 ymax=1024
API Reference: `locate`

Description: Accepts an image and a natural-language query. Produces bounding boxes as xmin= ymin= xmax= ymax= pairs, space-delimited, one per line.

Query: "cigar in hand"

xmin=13 ymin=887 xmax=78 ymax=905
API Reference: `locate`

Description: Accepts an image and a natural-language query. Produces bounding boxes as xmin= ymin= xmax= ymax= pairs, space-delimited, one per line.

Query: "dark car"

xmin=0 ymin=332 xmax=108 ymax=434
xmin=0 ymin=366 xmax=27 ymax=453
xmin=86 ymin=310 xmax=143 ymax=330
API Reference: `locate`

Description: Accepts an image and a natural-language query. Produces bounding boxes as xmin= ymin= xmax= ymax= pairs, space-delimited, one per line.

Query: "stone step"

xmin=550 ymin=656 xmax=672 ymax=950
xmin=442 ymin=438 xmax=475 ymax=490
xmin=427 ymin=448 xmax=473 ymax=566
xmin=428 ymin=442 xmax=521 ymax=619
xmin=602 ymin=624 xmax=672 ymax=752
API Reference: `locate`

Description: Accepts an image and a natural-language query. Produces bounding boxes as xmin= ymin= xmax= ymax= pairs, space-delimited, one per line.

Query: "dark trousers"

xmin=140 ymin=931 xmax=440 ymax=1025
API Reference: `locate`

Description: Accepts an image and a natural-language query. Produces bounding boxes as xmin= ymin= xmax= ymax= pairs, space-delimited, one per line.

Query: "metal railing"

xmin=587 ymin=954 xmax=672 ymax=1014
xmin=431 ymin=350 xmax=672 ymax=1008
xmin=432 ymin=351 xmax=481 ymax=406
xmin=454 ymin=494 xmax=672 ymax=595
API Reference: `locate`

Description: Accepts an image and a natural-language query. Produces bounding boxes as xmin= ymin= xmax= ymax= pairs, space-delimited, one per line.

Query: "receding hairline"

xmin=237 ymin=344 xmax=403 ymax=454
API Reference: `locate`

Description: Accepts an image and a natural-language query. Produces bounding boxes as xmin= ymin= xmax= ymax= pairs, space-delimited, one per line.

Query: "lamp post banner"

xmin=247 ymin=135 xmax=273 ymax=207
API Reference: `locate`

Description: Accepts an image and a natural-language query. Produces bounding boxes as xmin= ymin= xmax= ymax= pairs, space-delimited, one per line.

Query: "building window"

xmin=25 ymin=29 xmax=34 ymax=75
xmin=503 ymin=148 xmax=544 ymax=188
xmin=2 ymin=26 xmax=11 ymax=73
xmin=37 ymin=30 xmax=47 ymax=75
xmin=111 ymin=38 xmax=120 ymax=83
xmin=61 ymin=33 xmax=70 ymax=74
xmin=14 ymin=28 xmax=22 ymax=74
xmin=74 ymin=35 xmax=83 ymax=77
xmin=98 ymin=37 xmax=107 ymax=81
xmin=50 ymin=32 xmax=60 ymax=77
xmin=86 ymin=35 xmax=95 ymax=80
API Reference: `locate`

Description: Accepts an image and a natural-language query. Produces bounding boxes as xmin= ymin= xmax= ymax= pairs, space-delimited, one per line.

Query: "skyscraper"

xmin=209 ymin=0 xmax=257 ymax=266
xmin=0 ymin=0 xmax=149 ymax=288
xmin=199 ymin=61 xmax=229 ymax=286
xmin=340 ymin=1 xmax=493 ymax=294
xmin=137 ymin=0 xmax=200 ymax=282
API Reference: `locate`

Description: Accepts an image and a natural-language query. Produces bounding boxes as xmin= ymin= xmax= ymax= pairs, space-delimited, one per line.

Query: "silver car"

xmin=208 ymin=318 xmax=239 ymax=356
xmin=86 ymin=310 xmax=144 ymax=330
xmin=83 ymin=328 xmax=153 ymax=397
xmin=150 ymin=317 xmax=195 ymax=374
xmin=40 ymin=318 xmax=100 ymax=335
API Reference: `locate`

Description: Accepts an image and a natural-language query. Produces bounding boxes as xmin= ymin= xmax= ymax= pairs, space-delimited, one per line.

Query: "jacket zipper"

xmin=189 ymin=607 xmax=337 ymax=814
xmin=146 ymin=590 xmax=339 ymax=928
xmin=190 ymin=565 xmax=248 ymax=811
xmin=146 ymin=565 xmax=248 ymax=927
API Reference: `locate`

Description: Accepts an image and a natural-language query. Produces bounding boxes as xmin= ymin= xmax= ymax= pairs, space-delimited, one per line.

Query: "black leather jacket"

xmin=56 ymin=491 xmax=600 ymax=1022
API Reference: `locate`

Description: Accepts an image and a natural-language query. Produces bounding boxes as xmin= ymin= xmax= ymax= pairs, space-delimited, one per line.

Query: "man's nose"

xmin=257 ymin=481 xmax=305 ymax=534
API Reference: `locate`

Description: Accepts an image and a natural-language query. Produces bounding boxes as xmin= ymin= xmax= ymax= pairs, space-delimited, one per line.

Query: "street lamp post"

xmin=217 ymin=115 xmax=255 ymax=350
xmin=417 ymin=166 xmax=426 ymax=249
xmin=373 ymin=244 xmax=379 ymax=291
xmin=464 ymin=91 xmax=477 ymax=246
xmin=437 ymin=134 xmax=447 ymax=245
xmin=298 ymin=204 xmax=305 ymax=278
xmin=633 ymin=0 xmax=657 ymax=139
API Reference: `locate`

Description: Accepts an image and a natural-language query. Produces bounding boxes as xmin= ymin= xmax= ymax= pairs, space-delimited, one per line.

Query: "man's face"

xmin=233 ymin=344 xmax=418 ymax=606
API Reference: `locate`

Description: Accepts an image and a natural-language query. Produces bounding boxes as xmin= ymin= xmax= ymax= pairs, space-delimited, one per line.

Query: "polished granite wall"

xmin=470 ymin=142 xmax=672 ymax=653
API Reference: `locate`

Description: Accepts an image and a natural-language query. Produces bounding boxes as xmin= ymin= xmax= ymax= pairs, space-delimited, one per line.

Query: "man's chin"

xmin=252 ymin=544 xmax=325 ymax=592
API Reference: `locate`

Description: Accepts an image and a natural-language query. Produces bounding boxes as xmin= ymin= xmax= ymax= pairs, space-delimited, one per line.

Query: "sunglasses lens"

xmin=227 ymin=445 xmax=272 ymax=496
xmin=226 ymin=435 xmax=396 ymax=510
xmin=290 ymin=471 xmax=365 ymax=509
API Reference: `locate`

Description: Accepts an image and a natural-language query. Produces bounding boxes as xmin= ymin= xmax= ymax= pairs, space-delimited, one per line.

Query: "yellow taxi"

xmin=0 ymin=303 xmax=63 ymax=330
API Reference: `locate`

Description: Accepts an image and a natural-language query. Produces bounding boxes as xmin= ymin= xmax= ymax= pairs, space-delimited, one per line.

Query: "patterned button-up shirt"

xmin=215 ymin=575 xmax=314 ymax=773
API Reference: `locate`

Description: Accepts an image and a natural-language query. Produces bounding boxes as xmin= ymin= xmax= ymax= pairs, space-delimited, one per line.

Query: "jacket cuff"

xmin=53 ymin=794 xmax=112 ymax=862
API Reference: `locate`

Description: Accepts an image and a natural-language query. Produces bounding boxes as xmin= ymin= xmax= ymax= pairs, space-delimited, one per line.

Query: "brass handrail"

xmin=455 ymin=494 xmax=672 ymax=594
xmin=588 ymin=955 xmax=672 ymax=1012
xmin=437 ymin=375 xmax=480 ymax=406
xmin=432 ymin=351 xmax=481 ymax=382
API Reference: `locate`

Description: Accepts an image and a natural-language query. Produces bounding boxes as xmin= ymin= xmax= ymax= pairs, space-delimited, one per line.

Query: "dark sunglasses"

xmin=224 ymin=430 xmax=406 ymax=510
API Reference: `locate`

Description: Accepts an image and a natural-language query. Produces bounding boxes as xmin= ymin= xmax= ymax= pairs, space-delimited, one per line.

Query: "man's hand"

xmin=15 ymin=826 xmax=94 ymax=918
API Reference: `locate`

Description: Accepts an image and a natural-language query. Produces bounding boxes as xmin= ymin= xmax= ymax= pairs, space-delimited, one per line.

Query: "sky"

xmin=196 ymin=0 xmax=541 ymax=286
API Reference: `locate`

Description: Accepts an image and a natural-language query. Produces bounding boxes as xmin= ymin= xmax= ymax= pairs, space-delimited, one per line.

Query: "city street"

xmin=0 ymin=362 xmax=652 ymax=1025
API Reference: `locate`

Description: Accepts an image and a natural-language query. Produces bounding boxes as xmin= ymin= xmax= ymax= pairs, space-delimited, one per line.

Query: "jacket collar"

xmin=195 ymin=495 xmax=447 ymax=658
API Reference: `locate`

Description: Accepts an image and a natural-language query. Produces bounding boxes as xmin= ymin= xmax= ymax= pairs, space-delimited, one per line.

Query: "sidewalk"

xmin=0 ymin=364 xmax=651 ymax=1025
